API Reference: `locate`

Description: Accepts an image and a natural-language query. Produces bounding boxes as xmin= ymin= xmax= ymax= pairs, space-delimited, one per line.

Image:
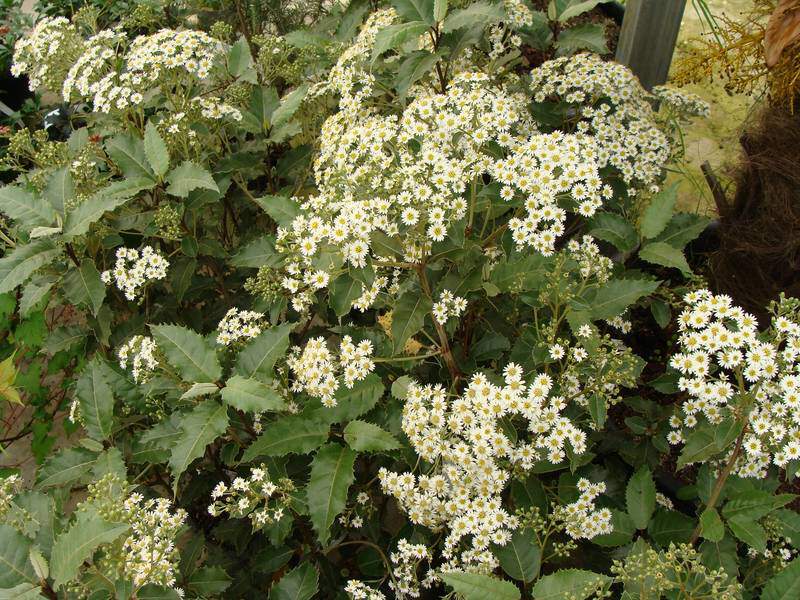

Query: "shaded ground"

xmin=669 ymin=0 xmax=756 ymax=213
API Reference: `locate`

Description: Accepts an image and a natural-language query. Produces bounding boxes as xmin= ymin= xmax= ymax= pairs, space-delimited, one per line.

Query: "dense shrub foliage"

xmin=0 ymin=1 xmax=798 ymax=599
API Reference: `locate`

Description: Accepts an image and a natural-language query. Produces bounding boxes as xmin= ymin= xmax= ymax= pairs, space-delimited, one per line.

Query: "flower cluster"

xmin=120 ymin=493 xmax=186 ymax=589
xmin=87 ymin=474 xmax=186 ymax=591
xmin=310 ymin=8 xmax=398 ymax=112
xmin=11 ymin=17 xmax=83 ymax=91
xmin=388 ymin=539 xmax=434 ymax=598
xmin=528 ymin=54 xmax=707 ymax=194
xmin=566 ymin=235 xmax=612 ymax=282
xmin=668 ymin=290 xmax=800 ymax=477
xmin=0 ymin=474 xmax=21 ymax=520
xmin=612 ymin=543 xmax=742 ymax=599
xmin=101 ymin=246 xmax=168 ymax=301
xmin=287 ymin=336 xmax=374 ymax=407
xmin=380 ymin=366 xmax=590 ymax=571
xmin=432 ymin=289 xmax=467 ymax=325
xmin=280 ymin=260 xmax=332 ymax=313
xmin=216 ymin=308 xmax=266 ymax=346
xmin=279 ymin=69 xmax=607 ymax=303
xmin=552 ymin=478 xmax=613 ymax=540
xmin=207 ymin=465 xmax=295 ymax=531
xmin=118 ymin=335 xmax=159 ymax=383
xmin=653 ymin=86 xmax=711 ymax=119
xmin=345 ymin=580 xmax=387 ymax=600
xmin=345 ymin=539 xmax=433 ymax=600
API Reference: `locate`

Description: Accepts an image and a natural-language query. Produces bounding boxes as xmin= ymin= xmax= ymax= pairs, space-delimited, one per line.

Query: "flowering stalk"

xmin=689 ymin=424 xmax=748 ymax=545
xmin=416 ymin=263 xmax=460 ymax=381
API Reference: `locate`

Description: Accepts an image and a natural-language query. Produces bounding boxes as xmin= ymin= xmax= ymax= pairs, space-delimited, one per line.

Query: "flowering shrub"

xmin=0 ymin=1 xmax=797 ymax=600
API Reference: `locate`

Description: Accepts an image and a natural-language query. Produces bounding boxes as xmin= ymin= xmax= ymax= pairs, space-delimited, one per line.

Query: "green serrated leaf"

xmin=187 ymin=566 xmax=232 ymax=595
xmin=578 ymin=279 xmax=661 ymax=321
xmin=648 ymin=510 xmax=695 ymax=547
xmin=0 ymin=240 xmax=60 ymax=294
xmin=242 ymin=414 xmax=330 ymax=461
xmin=372 ymin=21 xmax=429 ymax=62
xmin=640 ymin=185 xmax=678 ymax=239
xmin=495 ymin=530 xmax=541 ymax=583
xmin=144 ymin=121 xmax=170 ymax=178
xmin=392 ymin=0 xmax=435 ymax=24
xmin=0 ymin=524 xmax=37 ymax=588
xmin=762 ymin=557 xmax=800 ymax=600
xmin=50 ymin=511 xmax=129 ymax=589
xmin=269 ymin=562 xmax=319 ymax=600
xmin=554 ymin=0 xmax=604 ymax=21
xmin=63 ymin=177 xmax=154 ymax=239
xmin=36 ymin=447 xmax=97 ymax=488
xmin=555 ymin=23 xmax=608 ymax=55
xmin=234 ymin=323 xmax=293 ymax=382
xmin=271 ymin=84 xmax=309 ymax=128
xmin=105 ymin=133 xmax=154 ymax=179
xmin=222 ymin=375 xmax=286 ymax=413
xmin=396 ymin=50 xmax=440 ymax=103
xmin=166 ymin=161 xmax=218 ymax=198
xmin=168 ymin=400 xmax=229 ymax=493
xmin=700 ymin=508 xmax=724 ymax=542
xmin=321 ymin=374 xmax=384 ymax=423
xmin=639 ymin=242 xmax=692 ymax=275
xmin=75 ymin=357 xmax=114 ymax=441
xmin=228 ymin=36 xmax=256 ymax=82
xmin=587 ymin=212 xmax=638 ymax=253
xmin=0 ymin=185 xmax=55 ymax=230
xmin=151 ymin=324 xmax=222 ymax=383
xmin=230 ymin=236 xmax=282 ymax=268
xmin=62 ymin=260 xmax=106 ymax=316
xmin=728 ymin=515 xmax=767 ymax=553
xmin=442 ymin=1 xmax=505 ymax=33
xmin=441 ymin=572 xmax=521 ymax=600
xmin=306 ymin=443 xmax=356 ymax=545
xmin=392 ymin=289 xmax=432 ymax=354
xmin=254 ymin=195 xmax=301 ymax=227
xmin=531 ymin=569 xmax=610 ymax=600
xmin=626 ymin=466 xmax=656 ymax=530
xmin=344 ymin=420 xmax=400 ymax=452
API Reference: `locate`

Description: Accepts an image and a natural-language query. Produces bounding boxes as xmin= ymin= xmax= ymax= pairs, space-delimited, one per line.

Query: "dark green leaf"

xmin=234 ymin=323 xmax=293 ymax=382
xmin=344 ymin=420 xmax=400 ymax=452
xmin=0 ymin=524 xmax=37 ymax=588
xmin=626 ymin=466 xmax=656 ymax=530
xmin=640 ymin=184 xmax=677 ymax=239
xmin=242 ymin=414 xmax=329 ymax=460
xmin=0 ymin=240 xmax=60 ymax=294
xmin=441 ymin=572 xmax=520 ymax=600
xmin=442 ymin=1 xmax=505 ymax=32
xmin=222 ymin=375 xmax=286 ymax=413
xmin=166 ymin=161 xmax=219 ymax=198
xmin=495 ymin=530 xmax=541 ymax=583
xmin=269 ymin=562 xmax=319 ymax=600
xmin=0 ymin=185 xmax=55 ymax=230
xmin=50 ymin=511 xmax=129 ymax=588
xmin=306 ymin=443 xmax=356 ymax=545
xmin=762 ymin=557 xmax=800 ymax=600
xmin=531 ymin=569 xmax=610 ymax=600
xmin=151 ymin=324 xmax=222 ymax=383
xmin=392 ymin=289 xmax=432 ymax=354
xmin=62 ymin=260 xmax=106 ymax=316
xmin=168 ymin=400 xmax=229 ymax=493
xmin=75 ymin=357 xmax=115 ymax=441
xmin=144 ymin=121 xmax=170 ymax=178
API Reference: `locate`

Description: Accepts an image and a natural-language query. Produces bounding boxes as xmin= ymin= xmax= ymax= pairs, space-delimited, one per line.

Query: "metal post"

xmin=615 ymin=0 xmax=687 ymax=90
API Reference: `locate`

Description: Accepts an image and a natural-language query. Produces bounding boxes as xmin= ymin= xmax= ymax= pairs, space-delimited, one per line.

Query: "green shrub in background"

xmin=0 ymin=1 xmax=797 ymax=599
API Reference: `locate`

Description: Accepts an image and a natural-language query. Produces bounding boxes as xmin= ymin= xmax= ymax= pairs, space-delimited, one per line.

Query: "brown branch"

xmin=701 ymin=160 xmax=729 ymax=214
